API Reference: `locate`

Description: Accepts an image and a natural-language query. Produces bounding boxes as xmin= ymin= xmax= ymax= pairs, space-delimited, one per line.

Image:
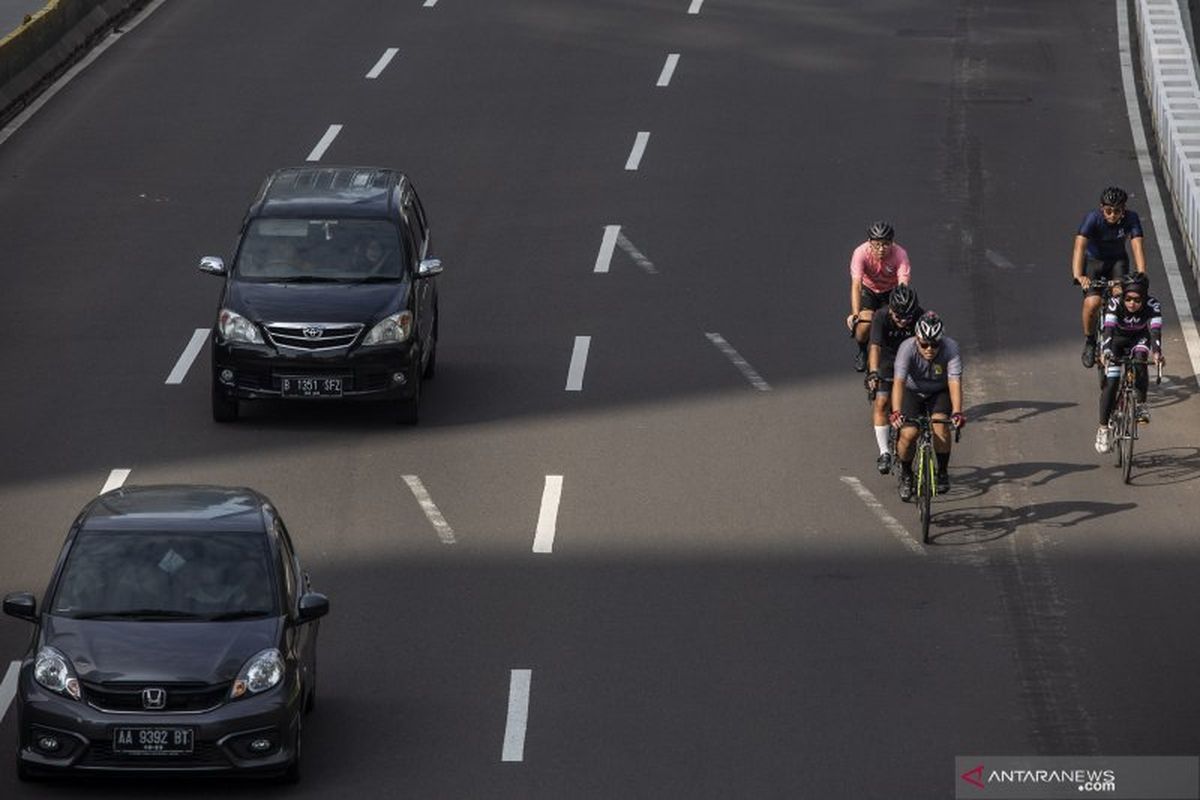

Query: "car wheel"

xmin=395 ymin=371 xmax=420 ymax=425
xmin=422 ymin=310 xmax=438 ymax=380
xmin=16 ymin=752 xmax=36 ymax=783
xmin=212 ymin=383 xmax=239 ymax=423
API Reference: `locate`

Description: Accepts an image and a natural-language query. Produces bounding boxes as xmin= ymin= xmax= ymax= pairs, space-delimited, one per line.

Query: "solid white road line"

xmin=307 ymin=124 xmax=343 ymax=162
xmin=657 ymin=53 xmax=680 ymax=87
xmin=617 ymin=231 xmax=659 ymax=274
xmin=402 ymin=475 xmax=456 ymax=545
xmin=625 ymin=132 xmax=650 ymax=171
xmin=839 ymin=477 xmax=926 ymax=556
xmin=0 ymin=0 xmax=169 ymax=147
xmin=424 ymin=0 xmax=438 ymax=6
xmin=366 ymin=48 xmax=400 ymax=79
xmin=1117 ymin=0 xmax=1200 ymax=382
xmin=0 ymin=661 xmax=20 ymax=725
xmin=594 ymin=225 xmax=621 ymax=273
xmin=502 ymin=669 xmax=532 ymax=762
xmin=101 ymin=469 xmax=131 ymax=495
xmin=533 ymin=476 xmax=563 ymax=553
xmin=565 ymin=336 xmax=591 ymax=391
xmin=704 ymin=333 xmax=771 ymax=391
xmin=165 ymin=328 xmax=209 ymax=385
xmin=688 ymin=0 xmax=705 ymax=14
xmin=984 ymin=249 xmax=1016 ymax=270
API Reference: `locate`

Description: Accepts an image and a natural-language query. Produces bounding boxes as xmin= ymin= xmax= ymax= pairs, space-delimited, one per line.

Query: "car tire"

xmin=422 ymin=310 xmax=438 ymax=380
xmin=212 ymin=383 xmax=239 ymax=423
xmin=395 ymin=372 xmax=420 ymax=425
xmin=16 ymin=753 xmax=36 ymax=783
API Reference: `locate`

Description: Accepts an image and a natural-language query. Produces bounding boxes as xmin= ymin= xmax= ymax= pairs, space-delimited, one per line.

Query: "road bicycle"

xmin=1106 ymin=354 xmax=1162 ymax=484
xmin=904 ymin=414 xmax=960 ymax=544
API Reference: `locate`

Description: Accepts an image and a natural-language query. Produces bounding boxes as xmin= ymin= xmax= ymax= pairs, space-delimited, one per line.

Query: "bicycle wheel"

xmin=917 ymin=447 xmax=933 ymax=543
xmin=1122 ymin=403 xmax=1136 ymax=484
xmin=1111 ymin=392 xmax=1126 ymax=468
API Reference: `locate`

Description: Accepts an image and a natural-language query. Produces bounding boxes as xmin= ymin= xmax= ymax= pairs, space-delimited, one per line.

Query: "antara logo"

xmin=961 ymin=763 xmax=985 ymax=788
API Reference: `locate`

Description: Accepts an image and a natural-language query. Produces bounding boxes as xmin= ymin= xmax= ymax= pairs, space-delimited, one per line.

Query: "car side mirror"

xmin=199 ymin=256 xmax=227 ymax=276
xmin=3 ymin=592 xmax=37 ymax=622
xmin=417 ymin=258 xmax=442 ymax=279
xmin=297 ymin=592 xmax=329 ymax=623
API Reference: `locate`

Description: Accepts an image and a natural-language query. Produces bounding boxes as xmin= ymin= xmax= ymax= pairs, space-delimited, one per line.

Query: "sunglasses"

xmin=916 ymin=339 xmax=939 ymax=350
xmin=1123 ymin=294 xmax=1144 ymax=303
xmin=1101 ymin=205 xmax=1125 ymax=216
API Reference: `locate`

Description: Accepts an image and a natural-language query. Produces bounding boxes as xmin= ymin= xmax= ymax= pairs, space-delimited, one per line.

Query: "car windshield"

xmin=50 ymin=531 xmax=278 ymax=620
xmin=233 ymin=218 xmax=406 ymax=281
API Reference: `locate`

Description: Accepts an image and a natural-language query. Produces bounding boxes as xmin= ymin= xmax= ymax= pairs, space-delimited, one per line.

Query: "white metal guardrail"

xmin=1133 ymin=0 xmax=1200 ymax=290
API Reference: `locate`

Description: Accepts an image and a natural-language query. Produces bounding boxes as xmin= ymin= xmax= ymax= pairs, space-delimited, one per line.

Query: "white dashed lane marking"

xmin=165 ymin=328 xmax=209 ymax=385
xmin=657 ymin=53 xmax=680 ymax=86
xmin=688 ymin=0 xmax=705 ymax=14
xmin=0 ymin=661 xmax=20 ymax=725
xmin=625 ymin=132 xmax=650 ymax=171
xmin=704 ymin=333 xmax=770 ymax=391
xmin=533 ymin=476 xmax=563 ymax=553
xmin=502 ymin=669 xmax=532 ymax=762
xmin=402 ymin=475 xmax=457 ymax=545
xmin=565 ymin=336 xmax=591 ymax=391
xmin=101 ymin=469 xmax=131 ymax=495
xmin=307 ymin=124 xmax=343 ymax=162
xmin=423 ymin=0 xmax=438 ymax=6
xmin=366 ymin=48 xmax=399 ymax=79
xmin=594 ymin=225 xmax=620 ymax=273
xmin=839 ymin=476 xmax=925 ymax=556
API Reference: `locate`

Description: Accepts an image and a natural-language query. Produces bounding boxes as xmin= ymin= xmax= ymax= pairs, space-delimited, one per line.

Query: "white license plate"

xmin=112 ymin=727 xmax=194 ymax=755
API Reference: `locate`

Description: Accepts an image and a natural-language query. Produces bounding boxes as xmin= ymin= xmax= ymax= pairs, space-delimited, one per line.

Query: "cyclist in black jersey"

xmin=865 ymin=285 xmax=923 ymax=474
xmin=1071 ymin=186 xmax=1146 ymax=368
xmin=1094 ymin=272 xmax=1164 ymax=453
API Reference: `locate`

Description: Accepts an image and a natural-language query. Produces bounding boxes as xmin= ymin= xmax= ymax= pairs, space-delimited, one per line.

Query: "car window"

xmin=50 ymin=531 xmax=279 ymax=620
xmin=233 ymin=218 xmax=408 ymax=281
xmin=405 ymin=191 xmax=427 ymax=250
xmin=274 ymin=521 xmax=298 ymax=608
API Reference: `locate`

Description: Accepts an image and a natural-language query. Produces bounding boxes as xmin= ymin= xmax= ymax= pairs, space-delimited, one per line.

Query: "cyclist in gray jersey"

xmin=889 ymin=311 xmax=965 ymax=501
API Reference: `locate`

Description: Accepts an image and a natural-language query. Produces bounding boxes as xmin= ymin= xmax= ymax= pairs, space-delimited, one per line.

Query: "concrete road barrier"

xmin=0 ymin=0 xmax=145 ymax=120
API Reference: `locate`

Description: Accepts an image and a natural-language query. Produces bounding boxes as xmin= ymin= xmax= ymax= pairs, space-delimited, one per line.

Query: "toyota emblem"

xmin=142 ymin=687 xmax=167 ymax=710
xmin=303 ymin=326 xmax=324 ymax=339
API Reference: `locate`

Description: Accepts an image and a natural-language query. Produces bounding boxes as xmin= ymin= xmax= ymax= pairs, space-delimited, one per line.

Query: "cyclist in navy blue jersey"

xmin=1094 ymin=272 xmax=1164 ymax=454
xmin=865 ymin=284 xmax=923 ymax=474
xmin=1071 ymin=186 xmax=1146 ymax=368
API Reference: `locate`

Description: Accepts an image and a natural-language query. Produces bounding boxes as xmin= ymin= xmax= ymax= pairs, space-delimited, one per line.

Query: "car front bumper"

xmin=16 ymin=670 xmax=303 ymax=777
xmin=213 ymin=337 xmax=420 ymax=403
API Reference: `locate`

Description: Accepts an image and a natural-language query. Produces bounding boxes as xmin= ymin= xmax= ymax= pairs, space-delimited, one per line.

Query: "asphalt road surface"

xmin=1 ymin=1 xmax=1198 ymax=797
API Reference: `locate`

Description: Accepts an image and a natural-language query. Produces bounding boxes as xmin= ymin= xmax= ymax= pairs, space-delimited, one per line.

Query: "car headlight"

xmin=34 ymin=647 xmax=81 ymax=700
xmin=217 ymin=309 xmax=264 ymax=345
xmin=362 ymin=310 xmax=413 ymax=346
xmin=230 ymin=648 xmax=284 ymax=699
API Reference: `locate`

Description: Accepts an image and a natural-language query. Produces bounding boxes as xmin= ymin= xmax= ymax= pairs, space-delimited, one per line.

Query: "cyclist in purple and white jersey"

xmin=1071 ymin=186 xmax=1146 ymax=368
xmin=888 ymin=312 xmax=965 ymax=502
xmin=1094 ymin=272 xmax=1164 ymax=454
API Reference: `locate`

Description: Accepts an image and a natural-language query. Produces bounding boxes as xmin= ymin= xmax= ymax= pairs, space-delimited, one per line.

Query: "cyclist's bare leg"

xmin=1082 ymin=294 xmax=1102 ymax=337
xmin=931 ymin=416 xmax=952 ymax=454
xmin=853 ymin=310 xmax=874 ymax=345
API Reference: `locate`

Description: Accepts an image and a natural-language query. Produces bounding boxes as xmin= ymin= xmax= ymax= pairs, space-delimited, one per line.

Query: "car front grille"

xmin=82 ymin=681 xmax=230 ymax=714
xmin=78 ymin=741 xmax=230 ymax=769
xmin=265 ymin=322 xmax=363 ymax=351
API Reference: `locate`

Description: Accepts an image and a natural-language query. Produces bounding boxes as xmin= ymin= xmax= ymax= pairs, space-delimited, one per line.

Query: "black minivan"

xmin=3 ymin=485 xmax=328 ymax=781
xmin=200 ymin=166 xmax=441 ymax=424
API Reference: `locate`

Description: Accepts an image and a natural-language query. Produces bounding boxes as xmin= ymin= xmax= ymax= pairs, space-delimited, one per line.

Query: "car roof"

xmin=80 ymin=485 xmax=270 ymax=533
xmin=248 ymin=166 xmax=408 ymax=219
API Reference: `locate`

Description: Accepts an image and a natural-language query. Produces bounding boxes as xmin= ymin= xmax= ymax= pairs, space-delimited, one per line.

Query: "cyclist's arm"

xmin=849 ymin=278 xmax=863 ymax=320
xmin=893 ymin=244 xmax=912 ymax=285
xmin=949 ymin=378 xmax=963 ymax=416
xmin=890 ymin=379 xmax=905 ymax=416
xmin=1130 ymin=235 xmax=1147 ymax=273
xmin=1071 ymin=235 xmax=1089 ymax=285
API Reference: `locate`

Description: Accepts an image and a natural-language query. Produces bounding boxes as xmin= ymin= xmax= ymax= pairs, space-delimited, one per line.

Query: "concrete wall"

xmin=0 ymin=0 xmax=143 ymax=117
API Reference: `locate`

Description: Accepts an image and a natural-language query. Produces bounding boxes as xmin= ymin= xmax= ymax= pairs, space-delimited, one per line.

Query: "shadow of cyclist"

xmin=1123 ymin=446 xmax=1200 ymax=487
xmin=965 ymin=400 xmax=1077 ymax=424
xmin=925 ymin=500 xmax=1138 ymax=545
xmin=936 ymin=461 xmax=1100 ymax=501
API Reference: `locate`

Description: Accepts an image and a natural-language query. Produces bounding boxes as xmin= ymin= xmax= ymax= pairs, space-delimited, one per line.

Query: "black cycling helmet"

xmin=1121 ymin=271 xmax=1149 ymax=295
xmin=1100 ymin=186 xmax=1128 ymax=207
xmin=914 ymin=310 xmax=944 ymax=343
xmin=868 ymin=220 xmax=895 ymax=242
xmin=889 ymin=284 xmax=919 ymax=319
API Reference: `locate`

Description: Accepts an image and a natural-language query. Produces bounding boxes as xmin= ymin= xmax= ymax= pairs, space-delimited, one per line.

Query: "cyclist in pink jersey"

xmin=846 ymin=221 xmax=912 ymax=371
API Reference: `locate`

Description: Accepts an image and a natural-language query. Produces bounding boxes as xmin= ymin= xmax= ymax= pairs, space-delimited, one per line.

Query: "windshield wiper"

xmin=206 ymin=609 xmax=273 ymax=621
xmin=274 ymin=275 xmax=341 ymax=284
xmin=70 ymin=609 xmax=204 ymax=620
